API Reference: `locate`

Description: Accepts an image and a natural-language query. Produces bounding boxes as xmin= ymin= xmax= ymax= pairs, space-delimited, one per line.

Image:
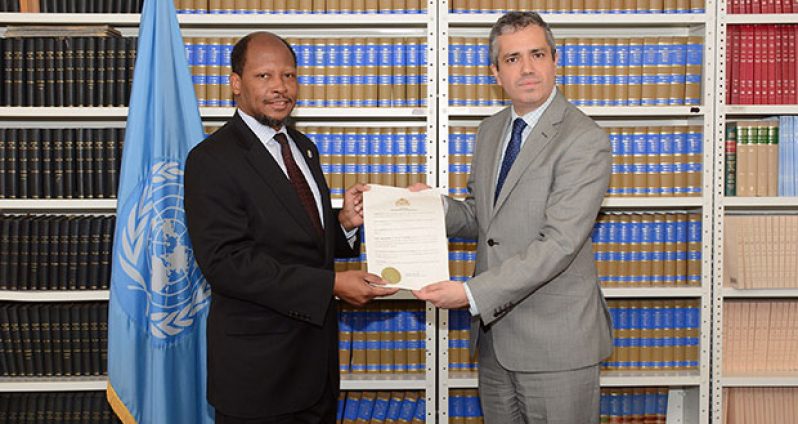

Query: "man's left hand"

xmin=413 ymin=281 xmax=469 ymax=309
xmin=339 ymin=183 xmax=369 ymax=231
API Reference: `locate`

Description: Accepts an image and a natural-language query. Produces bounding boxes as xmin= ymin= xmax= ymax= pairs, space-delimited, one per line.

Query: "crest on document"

xmin=117 ymin=161 xmax=211 ymax=341
xmin=395 ymin=198 xmax=410 ymax=207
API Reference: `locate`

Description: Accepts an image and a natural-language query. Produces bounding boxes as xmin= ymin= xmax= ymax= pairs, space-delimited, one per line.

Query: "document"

xmin=363 ymin=184 xmax=450 ymax=290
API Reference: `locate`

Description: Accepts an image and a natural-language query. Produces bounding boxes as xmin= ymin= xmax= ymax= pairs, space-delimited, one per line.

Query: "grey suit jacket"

xmin=445 ymin=90 xmax=614 ymax=372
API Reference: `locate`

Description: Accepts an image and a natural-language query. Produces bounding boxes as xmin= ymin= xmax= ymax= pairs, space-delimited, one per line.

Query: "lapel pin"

xmin=307 ymin=149 xmax=313 ymax=158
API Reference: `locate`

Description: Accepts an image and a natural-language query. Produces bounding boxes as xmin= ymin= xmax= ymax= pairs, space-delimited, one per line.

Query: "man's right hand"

xmin=334 ymin=270 xmax=399 ymax=307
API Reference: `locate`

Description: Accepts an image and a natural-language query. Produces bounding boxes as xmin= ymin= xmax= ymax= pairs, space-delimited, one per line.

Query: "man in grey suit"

xmin=413 ymin=11 xmax=613 ymax=423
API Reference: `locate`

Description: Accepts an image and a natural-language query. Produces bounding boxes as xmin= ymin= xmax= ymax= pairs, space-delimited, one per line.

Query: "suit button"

xmin=487 ymin=239 xmax=496 ymax=246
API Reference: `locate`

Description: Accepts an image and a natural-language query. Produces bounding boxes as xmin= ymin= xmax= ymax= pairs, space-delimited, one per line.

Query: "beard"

xmin=253 ymin=112 xmax=294 ymax=130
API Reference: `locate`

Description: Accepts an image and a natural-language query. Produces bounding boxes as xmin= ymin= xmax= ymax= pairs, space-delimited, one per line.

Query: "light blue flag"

xmin=106 ymin=0 xmax=213 ymax=422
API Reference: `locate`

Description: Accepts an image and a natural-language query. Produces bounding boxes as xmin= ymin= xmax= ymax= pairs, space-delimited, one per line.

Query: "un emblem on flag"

xmin=118 ymin=161 xmax=211 ymax=341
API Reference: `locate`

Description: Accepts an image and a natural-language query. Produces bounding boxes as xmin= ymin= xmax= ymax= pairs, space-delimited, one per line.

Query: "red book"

xmin=753 ymin=27 xmax=765 ymax=104
xmin=775 ymin=25 xmax=785 ymax=104
xmin=789 ymin=26 xmax=797 ymax=103
xmin=752 ymin=0 xmax=761 ymax=13
xmin=766 ymin=25 xmax=776 ymax=103
xmin=731 ymin=0 xmax=741 ymax=13
xmin=774 ymin=0 xmax=783 ymax=13
xmin=729 ymin=26 xmax=741 ymax=104
xmin=764 ymin=0 xmax=775 ymax=13
xmin=741 ymin=25 xmax=755 ymax=104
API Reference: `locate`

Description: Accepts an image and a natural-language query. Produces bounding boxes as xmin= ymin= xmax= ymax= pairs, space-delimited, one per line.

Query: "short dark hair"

xmin=489 ymin=11 xmax=557 ymax=68
xmin=230 ymin=31 xmax=297 ymax=76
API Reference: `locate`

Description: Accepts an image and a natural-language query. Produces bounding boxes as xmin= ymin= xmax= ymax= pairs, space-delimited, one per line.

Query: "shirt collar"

xmin=510 ymin=88 xmax=558 ymax=127
xmin=237 ymin=108 xmax=288 ymax=144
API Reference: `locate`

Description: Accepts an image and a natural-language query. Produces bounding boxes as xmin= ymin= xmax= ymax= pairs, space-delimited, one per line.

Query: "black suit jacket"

xmin=184 ymin=112 xmax=358 ymax=418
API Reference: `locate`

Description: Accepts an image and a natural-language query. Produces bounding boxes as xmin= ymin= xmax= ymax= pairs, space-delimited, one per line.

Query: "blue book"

xmin=336 ymin=394 xmax=345 ymax=421
xmin=397 ymin=394 xmax=418 ymax=422
xmin=449 ymin=390 xmax=464 ymax=420
xmin=392 ymin=40 xmax=408 ymax=107
xmin=646 ymin=129 xmax=662 ymax=195
xmin=413 ymin=397 xmax=426 ymax=422
xmin=339 ymin=306 xmax=353 ymax=373
xmin=464 ymin=394 xmax=482 ymax=421
xmin=378 ymin=40 xmax=393 ymax=107
xmin=357 ymin=392 xmax=376 ymax=421
xmin=342 ymin=393 xmax=360 ymax=423
xmin=386 ymin=392 xmax=404 ymax=421
xmin=372 ymin=392 xmax=390 ymax=422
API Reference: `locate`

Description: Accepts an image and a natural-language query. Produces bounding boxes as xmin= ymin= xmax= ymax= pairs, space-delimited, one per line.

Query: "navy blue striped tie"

xmin=495 ymin=118 xmax=527 ymax=204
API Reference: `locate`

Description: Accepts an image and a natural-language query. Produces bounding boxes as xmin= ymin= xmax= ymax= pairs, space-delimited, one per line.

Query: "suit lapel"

xmin=491 ymin=92 xmax=567 ymax=216
xmin=480 ymin=108 xmax=512 ymax=223
xmin=231 ymin=113 xmax=323 ymax=245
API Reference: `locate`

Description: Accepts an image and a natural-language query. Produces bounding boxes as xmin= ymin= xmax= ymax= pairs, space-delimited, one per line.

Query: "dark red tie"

xmin=274 ymin=132 xmax=324 ymax=238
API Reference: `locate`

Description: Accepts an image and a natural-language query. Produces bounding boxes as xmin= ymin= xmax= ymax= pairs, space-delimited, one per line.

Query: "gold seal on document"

xmin=381 ymin=267 xmax=402 ymax=284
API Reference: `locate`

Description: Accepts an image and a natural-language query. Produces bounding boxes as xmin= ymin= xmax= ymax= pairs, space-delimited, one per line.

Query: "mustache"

xmin=263 ymin=96 xmax=293 ymax=104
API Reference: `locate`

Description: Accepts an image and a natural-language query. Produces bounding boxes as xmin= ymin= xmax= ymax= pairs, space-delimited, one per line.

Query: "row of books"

xmin=560 ymin=36 xmax=702 ymax=107
xmin=450 ymin=300 xmax=701 ymax=372
xmin=724 ymin=215 xmax=798 ymax=289
xmin=722 ymin=300 xmax=798 ymax=374
xmin=337 ymin=391 xmax=425 ymax=424
xmin=0 ymin=302 xmax=109 ymax=377
xmin=728 ymin=0 xmax=798 ymax=13
xmin=450 ymin=212 xmax=704 ymax=290
xmin=606 ymin=125 xmax=703 ymax=197
xmin=725 ymin=118 xmax=798 ymax=196
xmin=178 ymin=0 xmax=427 ymax=14
xmin=723 ymin=387 xmax=798 ymax=424
xmin=599 ymin=387 xmax=670 ymax=424
xmin=448 ymin=36 xmax=703 ymax=107
xmin=451 ymin=0 xmax=706 ymax=13
xmin=0 ymin=215 xmax=115 ymax=291
xmin=448 ymin=389 xmax=483 ymax=423
xmin=0 ymin=128 xmax=125 ymax=199
xmin=725 ymin=120 xmax=778 ymax=197
xmin=603 ymin=299 xmax=701 ymax=370
xmin=0 ymin=36 xmax=137 ymax=107
xmin=297 ymin=126 xmax=428 ymax=198
xmin=0 ymin=391 xmax=119 ymax=424
xmin=725 ymin=25 xmax=798 ymax=105
xmin=449 ymin=125 xmax=704 ymax=199
xmin=593 ymin=212 xmax=703 ymax=287
xmin=185 ymin=36 xmax=429 ymax=108
xmin=338 ymin=302 xmax=427 ymax=374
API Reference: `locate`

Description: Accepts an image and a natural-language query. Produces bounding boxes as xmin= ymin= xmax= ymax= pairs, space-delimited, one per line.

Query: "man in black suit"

xmin=185 ymin=31 xmax=397 ymax=423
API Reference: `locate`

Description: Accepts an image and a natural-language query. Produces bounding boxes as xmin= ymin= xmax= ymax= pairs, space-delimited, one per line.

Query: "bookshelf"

xmin=437 ymin=1 xmax=716 ymax=423
xmin=712 ymin=1 xmax=798 ymax=422
xmin=0 ymin=4 xmax=440 ymax=422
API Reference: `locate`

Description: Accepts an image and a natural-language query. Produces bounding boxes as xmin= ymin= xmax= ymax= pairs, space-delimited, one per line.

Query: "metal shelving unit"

xmin=711 ymin=2 xmax=798 ymax=422
xmin=436 ymin=1 xmax=716 ymax=422
xmin=0 ymin=4 xmax=440 ymax=419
